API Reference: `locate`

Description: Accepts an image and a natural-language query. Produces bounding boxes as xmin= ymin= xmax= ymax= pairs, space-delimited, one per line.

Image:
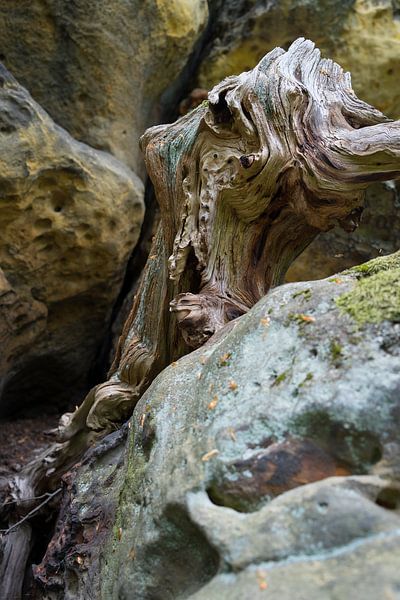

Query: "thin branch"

xmin=2 ymin=490 xmax=61 ymax=506
xmin=0 ymin=488 xmax=62 ymax=535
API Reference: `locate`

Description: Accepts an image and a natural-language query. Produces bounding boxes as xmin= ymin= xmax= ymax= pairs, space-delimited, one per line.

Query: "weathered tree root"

xmin=2 ymin=38 xmax=400 ymax=597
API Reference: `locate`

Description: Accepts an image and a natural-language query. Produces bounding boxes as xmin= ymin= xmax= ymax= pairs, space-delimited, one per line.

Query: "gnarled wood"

xmin=3 ymin=38 xmax=400 ymax=597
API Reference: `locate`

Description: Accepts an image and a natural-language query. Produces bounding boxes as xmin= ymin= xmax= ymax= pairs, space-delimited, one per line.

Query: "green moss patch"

xmin=336 ymin=267 xmax=400 ymax=325
xmin=271 ymin=370 xmax=289 ymax=387
xmin=347 ymin=250 xmax=400 ymax=278
xmin=292 ymin=288 xmax=312 ymax=301
xmin=330 ymin=340 xmax=343 ymax=363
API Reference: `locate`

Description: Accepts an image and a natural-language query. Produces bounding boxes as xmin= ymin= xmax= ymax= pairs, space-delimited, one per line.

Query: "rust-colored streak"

xmin=210 ymin=438 xmax=350 ymax=510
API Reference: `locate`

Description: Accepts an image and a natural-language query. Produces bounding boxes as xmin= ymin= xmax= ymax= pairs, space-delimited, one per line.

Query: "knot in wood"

xmin=240 ymin=154 xmax=255 ymax=168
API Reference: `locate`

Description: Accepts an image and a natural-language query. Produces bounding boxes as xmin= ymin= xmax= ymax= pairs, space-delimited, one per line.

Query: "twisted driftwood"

xmin=2 ymin=38 xmax=400 ymax=597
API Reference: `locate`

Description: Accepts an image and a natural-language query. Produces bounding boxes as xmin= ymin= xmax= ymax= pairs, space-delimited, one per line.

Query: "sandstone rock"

xmin=37 ymin=252 xmax=400 ymax=598
xmin=0 ymin=64 xmax=144 ymax=415
xmin=201 ymin=0 xmax=400 ymax=120
xmin=0 ymin=0 xmax=209 ymax=173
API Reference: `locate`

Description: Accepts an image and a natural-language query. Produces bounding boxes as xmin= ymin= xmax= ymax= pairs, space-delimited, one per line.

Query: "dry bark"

xmin=2 ymin=38 xmax=400 ymax=597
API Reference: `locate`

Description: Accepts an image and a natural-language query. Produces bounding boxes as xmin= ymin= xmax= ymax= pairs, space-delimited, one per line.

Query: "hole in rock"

xmin=118 ymin=504 xmax=219 ymax=599
xmin=375 ymin=488 xmax=400 ymax=511
xmin=34 ymin=218 xmax=53 ymax=232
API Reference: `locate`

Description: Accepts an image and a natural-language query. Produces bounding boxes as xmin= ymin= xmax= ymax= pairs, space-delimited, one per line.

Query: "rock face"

xmin=0 ymin=0 xmax=210 ymax=415
xmin=37 ymin=252 xmax=400 ymax=599
xmin=0 ymin=0 xmax=209 ymax=173
xmin=0 ymin=65 xmax=144 ymax=415
xmin=201 ymin=0 xmax=400 ymax=120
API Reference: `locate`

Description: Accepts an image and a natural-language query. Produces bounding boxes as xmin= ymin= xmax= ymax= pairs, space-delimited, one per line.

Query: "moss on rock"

xmin=347 ymin=250 xmax=400 ymax=278
xmin=336 ymin=253 xmax=400 ymax=325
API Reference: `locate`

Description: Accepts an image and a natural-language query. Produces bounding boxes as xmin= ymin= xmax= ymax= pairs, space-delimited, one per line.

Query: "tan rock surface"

xmin=199 ymin=0 xmax=400 ymax=120
xmin=0 ymin=64 xmax=144 ymax=415
xmin=0 ymin=0 xmax=209 ymax=173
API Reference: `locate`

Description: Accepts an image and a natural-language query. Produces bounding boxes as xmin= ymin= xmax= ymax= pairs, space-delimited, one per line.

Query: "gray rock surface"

xmin=38 ymin=252 xmax=400 ymax=598
xmin=190 ymin=530 xmax=400 ymax=600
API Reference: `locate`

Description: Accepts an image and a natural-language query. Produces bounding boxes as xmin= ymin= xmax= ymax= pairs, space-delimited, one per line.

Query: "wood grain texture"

xmin=21 ymin=36 xmax=400 ymax=482
xmin=3 ymin=40 xmax=400 ymax=596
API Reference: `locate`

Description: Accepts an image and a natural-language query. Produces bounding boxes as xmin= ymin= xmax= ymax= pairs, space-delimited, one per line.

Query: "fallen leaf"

xmin=219 ymin=352 xmax=232 ymax=366
xmin=259 ymin=581 xmax=268 ymax=591
xmin=228 ymin=380 xmax=238 ymax=391
xmin=256 ymin=570 xmax=268 ymax=591
xmin=128 ymin=547 xmax=136 ymax=560
xmin=140 ymin=414 xmax=146 ymax=428
xmin=208 ymin=396 xmax=218 ymax=410
xmin=260 ymin=317 xmax=270 ymax=326
xmin=227 ymin=427 xmax=237 ymax=441
xmin=201 ymin=449 xmax=219 ymax=462
xmin=117 ymin=527 xmax=123 ymax=541
xmin=299 ymin=314 xmax=315 ymax=323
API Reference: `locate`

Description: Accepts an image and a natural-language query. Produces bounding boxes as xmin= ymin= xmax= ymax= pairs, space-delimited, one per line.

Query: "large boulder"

xmin=0 ymin=0 xmax=209 ymax=173
xmin=36 ymin=251 xmax=400 ymax=599
xmin=0 ymin=65 xmax=144 ymax=415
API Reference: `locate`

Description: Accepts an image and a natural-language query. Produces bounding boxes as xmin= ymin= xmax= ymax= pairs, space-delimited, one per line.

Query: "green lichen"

xmin=336 ymin=265 xmax=400 ymax=325
xmin=292 ymin=288 xmax=312 ymax=301
xmin=330 ymin=340 xmax=343 ymax=363
xmin=271 ymin=370 xmax=288 ymax=387
xmin=299 ymin=372 xmax=313 ymax=387
xmin=100 ymin=419 xmax=148 ymax=598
